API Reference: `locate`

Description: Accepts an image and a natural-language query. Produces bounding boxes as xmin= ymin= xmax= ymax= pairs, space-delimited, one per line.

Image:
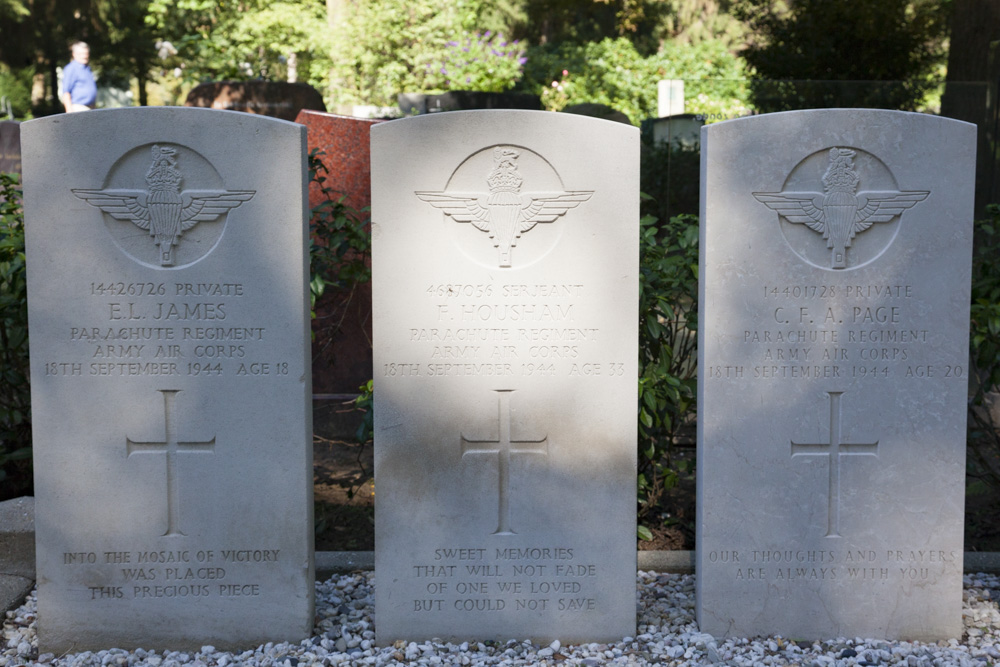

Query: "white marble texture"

xmin=697 ymin=109 xmax=976 ymax=640
xmin=21 ymin=108 xmax=314 ymax=652
xmin=371 ymin=110 xmax=639 ymax=644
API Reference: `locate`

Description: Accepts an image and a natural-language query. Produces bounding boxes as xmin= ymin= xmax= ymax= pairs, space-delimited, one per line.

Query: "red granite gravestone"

xmin=185 ymin=81 xmax=325 ymax=122
xmin=297 ymin=110 xmax=384 ymax=213
xmin=296 ymin=111 xmax=387 ymax=396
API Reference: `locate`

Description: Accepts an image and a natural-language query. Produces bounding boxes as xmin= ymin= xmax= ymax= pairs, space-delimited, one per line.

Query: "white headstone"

xmin=371 ymin=110 xmax=638 ymax=644
xmin=697 ymin=109 xmax=975 ymax=640
xmin=21 ymin=108 xmax=314 ymax=652
xmin=658 ymin=80 xmax=685 ymax=118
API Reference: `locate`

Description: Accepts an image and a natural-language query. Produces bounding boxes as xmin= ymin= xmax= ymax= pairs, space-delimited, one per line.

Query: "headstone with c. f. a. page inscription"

xmin=21 ymin=108 xmax=314 ymax=652
xmin=697 ymin=109 xmax=975 ymax=641
xmin=371 ymin=110 xmax=638 ymax=644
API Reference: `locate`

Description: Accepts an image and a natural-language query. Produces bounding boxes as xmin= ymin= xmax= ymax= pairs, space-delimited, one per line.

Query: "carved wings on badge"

xmin=416 ymin=147 xmax=593 ymax=268
xmin=754 ymin=148 xmax=929 ymax=269
xmin=73 ymin=145 xmax=255 ymax=266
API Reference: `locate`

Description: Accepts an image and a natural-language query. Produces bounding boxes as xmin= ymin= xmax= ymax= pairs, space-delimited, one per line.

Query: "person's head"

xmin=70 ymin=41 xmax=89 ymax=65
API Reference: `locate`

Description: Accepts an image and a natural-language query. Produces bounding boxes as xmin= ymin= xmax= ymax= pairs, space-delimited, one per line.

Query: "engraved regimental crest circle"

xmin=74 ymin=143 xmax=255 ymax=269
xmin=416 ymin=145 xmax=593 ymax=269
xmin=754 ymin=147 xmax=929 ymax=271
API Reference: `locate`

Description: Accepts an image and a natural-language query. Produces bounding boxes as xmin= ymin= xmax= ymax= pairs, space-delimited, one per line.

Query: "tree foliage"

xmin=91 ymin=0 xmax=159 ymax=104
xmin=511 ymin=0 xmax=668 ymax=54
xmin=658 ymin=0 xmax=744 ymax=47
xmin=523 ymin=36 xmax=748 ymax=123
xmin=0 ymin=64 xmax=33 ymax=117
xmin=145 ymin=0 xmax=331 ymax=85
xmin=328 ymin=0 xmax=750 ymax=111
xmin=329 ymin=0 xmax=519 ymax=107
xmin=0 ymin=0 xmax=158 ymax=114
xmin=733 ymin=0 xmax=950 ymax=112
xmin=0 ymin=0 xmax=752 ymax=115
xmin=1 ymin=0 xmax=94 ymax=114
xmin=423 ymin=31 xmax=527 ymax=94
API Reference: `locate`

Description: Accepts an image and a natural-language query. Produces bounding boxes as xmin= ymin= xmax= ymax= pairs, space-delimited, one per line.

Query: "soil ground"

xmin=313 ymin=431 xmax=375 ymax=552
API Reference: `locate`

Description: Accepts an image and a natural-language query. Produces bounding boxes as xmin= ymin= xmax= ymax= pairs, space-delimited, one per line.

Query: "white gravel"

xmin=4 ymin=571 xmax=1000 ymax=666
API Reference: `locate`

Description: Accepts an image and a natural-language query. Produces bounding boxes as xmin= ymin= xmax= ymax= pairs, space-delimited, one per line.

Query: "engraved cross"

xmin=461 ymin=390 xmax=548 ymax=535
xmin=126 ymin=389 xmax=215 ymax=537
xmin=791 ymin=391 xmax=878 ymax=538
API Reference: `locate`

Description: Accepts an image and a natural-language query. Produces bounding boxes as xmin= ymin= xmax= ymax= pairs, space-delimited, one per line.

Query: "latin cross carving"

xmin=126 ymin=389 xmax=215 ymax=537
xmin=791 ymin=391 xmax=878 ymax=538
xmin=461 ymin=390 xmax=548 ymax=535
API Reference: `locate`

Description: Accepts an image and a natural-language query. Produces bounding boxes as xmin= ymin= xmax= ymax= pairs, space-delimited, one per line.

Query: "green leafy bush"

xmin=968 ymin=204 xmax=1000 ymax=494
xmin=734 ymin=0 xmax=947 ymax=113
xmin=522 ymin=37 xmax=748 ymax=124
xmin=0 ymin=65 xmax=33 ymax=119
xmin=145 ymin=0 xmax=331 ymax=87
xmin=0 ymin=172 xmax=31 ymax=499
xmin=329 ymin=0 xmax=515 ymax=108
xmin=353 ymin=379 xmax=374 ymax=448
xmin=637 ymin=208 xmax=698 ymax=524
xmin=423 ymin=31 xmax=526 ymax=93
xmin=307 ymin=149 xmax=372 ymax=313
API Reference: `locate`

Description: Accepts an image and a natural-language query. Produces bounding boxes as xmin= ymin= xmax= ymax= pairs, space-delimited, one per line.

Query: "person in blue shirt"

xmin=61 ymin=41 xmax=97 ymax=112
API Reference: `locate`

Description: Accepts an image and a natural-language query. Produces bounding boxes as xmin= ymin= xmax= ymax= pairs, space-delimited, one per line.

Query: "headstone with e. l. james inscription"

xmin=21 ymin=108 xmax=314 ymax=653
xmin=371 ymin=110 xmax=638 ymax=644
xmin=697 ymin=109 xmax=975 ymax=641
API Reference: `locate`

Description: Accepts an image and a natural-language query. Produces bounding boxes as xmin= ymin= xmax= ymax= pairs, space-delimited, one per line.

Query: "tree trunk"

xmin=326 ymin=0 xmax=348 ymax=112
xmin=49 ymin=59 xmax=58 ymax=112
xmin=941 ymin=0 xmax=1000 ymax=123
xmin=941 ymin=0 xmax=1000 ymax=213
xmin=326 ymin=0 xmax=346 ymax=29
xmin=137 ymin=66 xmax=148 ymax=107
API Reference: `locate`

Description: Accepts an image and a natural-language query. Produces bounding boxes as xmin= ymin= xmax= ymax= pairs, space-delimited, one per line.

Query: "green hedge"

xmin=0 ymin=173 xmax=30 ymax=498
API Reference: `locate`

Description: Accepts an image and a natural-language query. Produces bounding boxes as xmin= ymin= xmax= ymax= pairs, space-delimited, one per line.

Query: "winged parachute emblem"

xmin=416 ymin=146 xmax=593 ymax=268
xmin=73 ymin=145 xmax=255 ymax=266
xmin=753 ymin=147 xmax=929 ymax=269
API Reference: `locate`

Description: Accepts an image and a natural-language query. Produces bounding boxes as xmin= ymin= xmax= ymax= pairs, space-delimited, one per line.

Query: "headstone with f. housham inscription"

xmin=21 ymin=108 xmax=314 ymax=652
xmin=697 ymin=109 xmax=975 ymax=641
xmin=371 ymin=110 xmax=638 ymax=644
